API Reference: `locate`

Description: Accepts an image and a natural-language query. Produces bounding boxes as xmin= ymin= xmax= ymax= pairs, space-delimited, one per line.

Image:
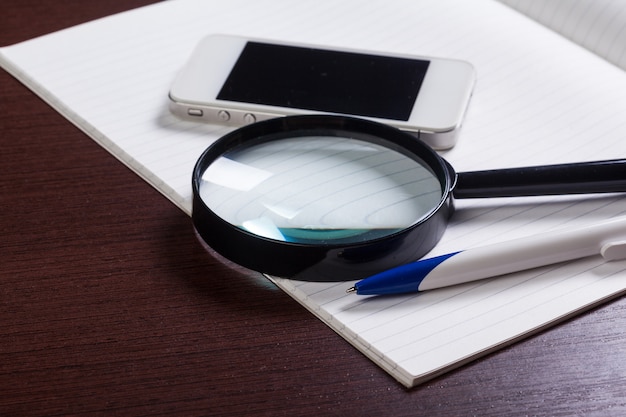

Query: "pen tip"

xmin=346 ymin=286 xmax=356 ymax=294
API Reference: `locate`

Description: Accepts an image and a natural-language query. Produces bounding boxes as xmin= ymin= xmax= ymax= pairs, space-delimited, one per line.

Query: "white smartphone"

xmin=169 ymin=35 xmax=476 ymax=149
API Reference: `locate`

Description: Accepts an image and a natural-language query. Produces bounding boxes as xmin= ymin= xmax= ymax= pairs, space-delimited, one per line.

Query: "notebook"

xmin=2 ymin=0 xmax=626 ymax=388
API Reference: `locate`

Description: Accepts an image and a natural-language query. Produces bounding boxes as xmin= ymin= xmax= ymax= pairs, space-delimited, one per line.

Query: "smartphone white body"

xmin=169 ymin=35 xmax=476 ymax=149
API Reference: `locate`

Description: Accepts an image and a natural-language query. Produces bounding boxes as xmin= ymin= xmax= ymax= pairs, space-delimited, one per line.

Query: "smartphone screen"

xmin=216 ymin=42 xmax=430 ymax=121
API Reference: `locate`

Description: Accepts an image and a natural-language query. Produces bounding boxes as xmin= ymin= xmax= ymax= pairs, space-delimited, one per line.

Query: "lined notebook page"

xmin=501 ymin=0 xmax=626 ymax=71
xmin=2 ymin=0 xmax=626 ymax=387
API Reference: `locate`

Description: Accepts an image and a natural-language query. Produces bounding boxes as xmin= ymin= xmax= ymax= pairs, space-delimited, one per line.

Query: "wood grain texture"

xmin=2 ymin=1 xmax=626 ymax=415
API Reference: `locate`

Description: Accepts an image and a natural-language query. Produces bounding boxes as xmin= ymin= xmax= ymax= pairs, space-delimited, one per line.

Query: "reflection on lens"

xmin=199 ymin=136 xmax=442 ymax=244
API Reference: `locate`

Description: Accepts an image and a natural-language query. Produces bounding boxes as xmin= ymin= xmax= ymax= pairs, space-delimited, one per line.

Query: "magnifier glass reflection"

xmin=192 ymin=115 xmax=626 ymax=281
xmin=200 ymin=136 xmax=442 ymax=244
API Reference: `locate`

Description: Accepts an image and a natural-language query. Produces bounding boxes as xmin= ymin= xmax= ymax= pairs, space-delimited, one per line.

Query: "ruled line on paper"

xmin=500 ymin=0 xmax=626 ymax=70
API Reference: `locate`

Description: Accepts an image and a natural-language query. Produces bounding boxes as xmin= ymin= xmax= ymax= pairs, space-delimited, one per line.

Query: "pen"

xmin=347 ymin=216 xmax=626 ymax=296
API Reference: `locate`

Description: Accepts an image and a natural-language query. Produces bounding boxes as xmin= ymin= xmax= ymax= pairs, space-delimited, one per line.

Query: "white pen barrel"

xmin=418 ymin=217 xmax=626 ymax=291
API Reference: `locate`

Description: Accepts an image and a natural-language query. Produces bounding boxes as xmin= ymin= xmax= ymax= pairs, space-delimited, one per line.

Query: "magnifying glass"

xmin=192 ymin=115 xmax=626 ymax=281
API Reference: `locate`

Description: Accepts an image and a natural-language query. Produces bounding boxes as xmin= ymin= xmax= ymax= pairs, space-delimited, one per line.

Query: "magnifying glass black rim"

xmin=192 ymin=115 xmax=455 ymax=281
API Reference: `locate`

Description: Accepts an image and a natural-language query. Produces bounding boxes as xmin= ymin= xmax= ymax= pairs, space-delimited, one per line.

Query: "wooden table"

xmin=3 ymin=1 xmax=626 ymax=415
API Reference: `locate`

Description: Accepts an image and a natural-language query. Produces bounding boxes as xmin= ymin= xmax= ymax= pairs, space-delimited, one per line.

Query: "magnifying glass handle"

xmin=453 ymin=159 xmax=626 ymax=199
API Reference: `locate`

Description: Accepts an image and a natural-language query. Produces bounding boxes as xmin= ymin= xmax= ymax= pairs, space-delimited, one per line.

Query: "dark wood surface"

xmin=3 ymin=1 xmax=626 ymax=416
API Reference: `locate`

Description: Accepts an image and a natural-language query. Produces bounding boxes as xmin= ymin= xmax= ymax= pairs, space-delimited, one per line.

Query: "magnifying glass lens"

xmin=199 ymin=135 xmax=442 ymax=245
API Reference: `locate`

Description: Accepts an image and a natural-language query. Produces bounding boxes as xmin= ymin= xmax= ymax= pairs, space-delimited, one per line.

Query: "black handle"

xmin=453 ymin=159 xmax=626 ymax=199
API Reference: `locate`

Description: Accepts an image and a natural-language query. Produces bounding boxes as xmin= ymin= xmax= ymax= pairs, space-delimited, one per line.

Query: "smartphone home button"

xmin=243 ymin=113 xmax=256 ymax=124
xmin=217 ymin=110 xmax=231 ymax=121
